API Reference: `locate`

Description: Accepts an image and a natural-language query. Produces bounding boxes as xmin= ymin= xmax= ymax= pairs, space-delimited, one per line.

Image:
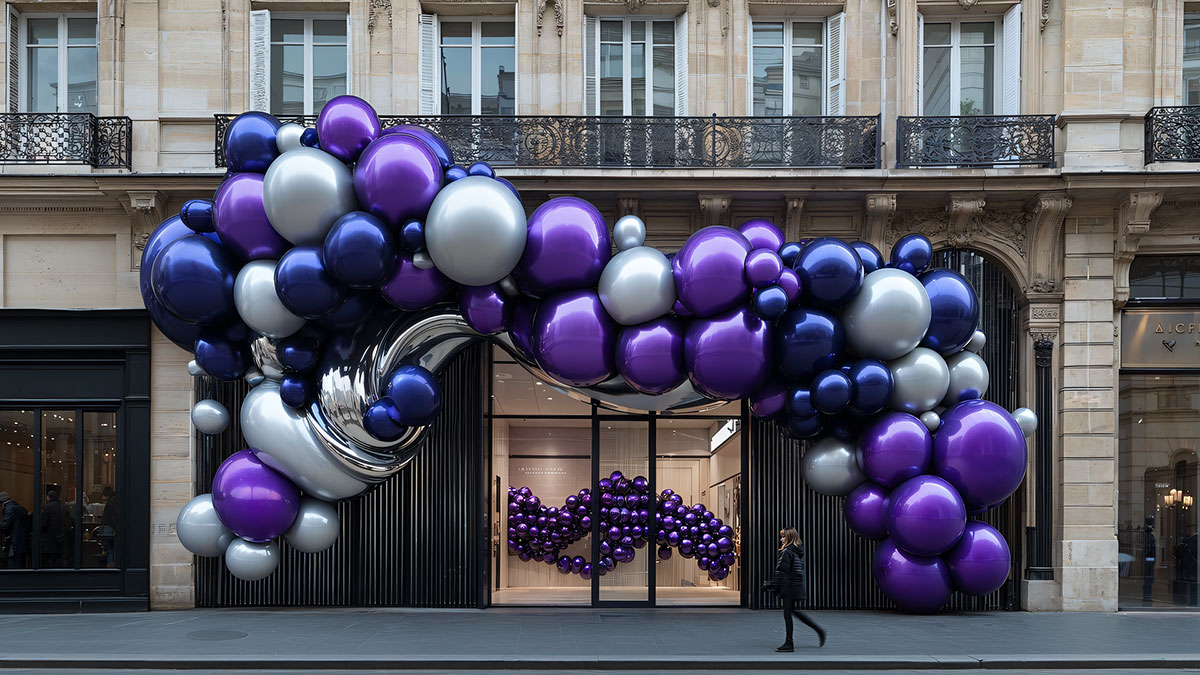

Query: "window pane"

xmin=792 ymin=45 xmax=823 ymax=115
xmin=1129 ymin=256 xmax=1200 ymax=299
xmin=82 ymin=412 xmax=117 ymax=569
xmin=271 ymin=43 xmax=304 ymax=116
xmin=26 ymin=47 xmax=58 ymax=113
xmin=1183 ymin=15 xmax=1200 ymax=105
xmin=26 ymin=19 xmax=57 ymax=46
xmin=793 ymin=22 xmax=822 ymax=46
xmin=922 ymin=46 xmax=951 ymax=115
xmin=313 ymin=45 xmax=347 ymax=114
xmin=600 ymin=43 xmax=624 ymax=115
xmin=481 ymin=47 xmax=516 ymax=115
xmin=0 ymin=410 xmax=35 ymax=570
xmin=40 ymin=411 xmax=76 ymax=570
xmin=440 ymin=46 xmax=472 ymax=114
xmin=924 ymin=22 xmax=951 ymax=46
xmin=753 ymin=22 xmax=783 ymax=45
xmin=482 ymin=21 xmax=515 ymax=45
xmin=631 ymin=21 xmax=646 ymax=42
xmin=67 ymin=18 xmax=96 ymax=45
xmin=313 ymin=19 xmax=346 ymax=44
xmin=271 ymin=18 xmax=304 ymax=43
xmin=959 ymin=45 xmax=994 ymax=115
xmin=960 ymin=22 xmax=995 ymax=45
xmin=67 ymin=46 xmax=98 ymax=114
xmin=653 ymin=21 xmax=674 ymax=45
xmin=441 ymin=21 xmax=471 ymax=46
xmin=652 ymin=44 xmax=674 ymax=116
xmin=631 ymin=42 xmax=645 ymax=116
xmin=601 ymin=20 xmax=623 ymax=43
xmin=752 ymin=46 xmax=783 ymax=116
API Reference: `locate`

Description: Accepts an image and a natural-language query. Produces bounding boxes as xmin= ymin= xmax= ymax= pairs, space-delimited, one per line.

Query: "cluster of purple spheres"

xmin=507 ymin=485 xmax=595 ymax=578
xmin=654 ymin=489 xmax=736 ymax=581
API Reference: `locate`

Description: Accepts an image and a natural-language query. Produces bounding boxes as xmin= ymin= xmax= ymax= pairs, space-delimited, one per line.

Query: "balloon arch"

xmin=151 ymin=96 xmax=1036 ymax=613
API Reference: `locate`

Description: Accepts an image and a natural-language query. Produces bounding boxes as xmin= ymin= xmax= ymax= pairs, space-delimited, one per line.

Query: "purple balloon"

xmin=508 ymin=298 xmax=538 ymax=360
xmin=777 ymin=267 xmax=801 ymax=305
xmin=887 ymin=475 xmax=966 ymax=556
xmin=737 ymin=219 xmax=784 ymax=251
xmin=684 ymin=306 xmax=773 ymax=400
xmin=673 ymin=226 xmax=752 ymax=317
xmin=382 ymin=124 xmax=455 ymax=170
xmin=532 ymin=290 xmax=617 ymax=386
xmin=844 ymin=482 xmax=890 ymax=540
xmin=379 ymin=254 xmax=455 ymax=310
xmin=749 ymin=377 xmax=788 ymax=418
xmin=354 ymin=134 xmax=444 ymax=227
xmin=315 ymin=95 xmax=381 ymax=163
xmin=212 ymin=173 xmax=291 ymax=260
xmin=745 ymin=249 xmax=784 ymax=289
xmin=461 ymin=284 xmax=512 ymax=334
xmin=515 ymin=197 xmax=611 ymax=296
xmin=872 ymin=538 xmax=952 ymax=613
xmin=859 ymin=412 xmax=933 ymax=489
xmin=944 ymin=521 xmax=1011 ymax=595
xmin=212 ymin=449 xmax=300 ymax=542
xmin=616 ymin=317 xmax=686 ymax=395
xmin=933 ymin=400 xmax=1027 ymax=510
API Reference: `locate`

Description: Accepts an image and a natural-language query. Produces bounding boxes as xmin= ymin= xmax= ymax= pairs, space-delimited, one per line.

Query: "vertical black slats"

xmin=1026 ymin=339 xmax=1055 ymax=580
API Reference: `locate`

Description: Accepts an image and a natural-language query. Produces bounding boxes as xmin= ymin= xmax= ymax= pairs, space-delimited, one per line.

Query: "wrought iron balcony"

xmin=1145 ymin=106 xmax=1200 ymax=164
xmin=215 ymin=114 xmax=880 ymax=169
xmin=0 ymin=113 xmax=132 ymax=169
xmin=896 ymin=115 xmax=1056 ymax=168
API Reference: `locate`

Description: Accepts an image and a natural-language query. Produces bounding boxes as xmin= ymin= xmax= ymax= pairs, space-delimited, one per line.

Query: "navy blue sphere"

xmin=279 ymin=375 xmax=311 ymax=408
xmin=495 ymin=176 xmax=521 ymax=201
xmin=753 ymin=285 xmax=790 ymax=321
xmin=829 ymin=416 xmax=862 ymax=443
xmin=794 ymin=237 xmax=864 ymax=308
xmin=150 ymin=234 xmax=237 ymax=326
xmin=812 ymin=369 xmax=853 ymax=414
xmin=778 ymin=242 xmax=804 ymax=268
xmin=224 ymin=111 xmax=281 ymax=173
xmin=278 ymin=336 xmax=321 ymax=373
xmin=322 ymin=211 xmax=399 ymax=289
xmin=920 ymin=268 xmax=980 ymax=355
xmin=275 ymin=247 xmax=348 ymax=319
xmin=180 ymin=199 xmax=215 ymax=233
xmin=468 ymin=161 xmax=495 ymax=178
xmin=363 ymin=399 xmax=405 ymax=441
xmin=320 ymin=291 xmax=376 ymax=330
xmin=445 ymin=164 xmax=469 ymax=182
xmin=386 ymin=364 xmax=443 ymax=427
xmin=787 ymin=386 xmax=816 ymax=418
xmin=850 ymin=240 xmax=885 ymax=274
xmin=399 ymin=219 xmax=426 ymax=253
xmin=786 ymin=413 xmax=825 ymax=440
xmin=890 ymin=234 xmax=934 ymax=275
xmin=848 ymin=358 xmax=894 ymax=415
xmin=194 ymin=331 xmax=247 ymax=381
xmin=774 ymin=307 xmax=845 ymax=381
xmin=300 ymin=128 xmax=319 ymax=147
xmin=139 ymin=216 xmax=205 ymax=350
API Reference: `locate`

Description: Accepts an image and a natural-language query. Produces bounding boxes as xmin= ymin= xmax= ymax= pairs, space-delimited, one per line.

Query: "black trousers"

xmin=781 ymin=587 xmax=822 ymax=641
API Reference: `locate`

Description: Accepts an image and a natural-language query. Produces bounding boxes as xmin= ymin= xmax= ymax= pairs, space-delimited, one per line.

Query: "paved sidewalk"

xmin=0 ymin=608 xmax=1198 ymax=670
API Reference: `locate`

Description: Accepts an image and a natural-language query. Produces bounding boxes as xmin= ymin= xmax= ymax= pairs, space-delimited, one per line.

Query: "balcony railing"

xmin=215 ymin=114 xmax=881 ymax=169
xmin=1145 ymin=106 xmax=1200 ymax=164
xmin=0 ymin=113 xmax=132 ymax=169
xmin=896 ymin=115 xmax=1056 ymax=168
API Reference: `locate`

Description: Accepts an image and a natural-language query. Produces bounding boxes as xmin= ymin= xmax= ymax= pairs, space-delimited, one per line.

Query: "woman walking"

xmin=771 ymin=527 xmax=825 ymax=651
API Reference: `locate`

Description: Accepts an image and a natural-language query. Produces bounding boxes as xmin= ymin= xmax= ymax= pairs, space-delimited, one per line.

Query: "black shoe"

xmin=776 ymin=641 xmax=794 ymax=652
xmin=817 ymin=628 xmax=827 ymax=648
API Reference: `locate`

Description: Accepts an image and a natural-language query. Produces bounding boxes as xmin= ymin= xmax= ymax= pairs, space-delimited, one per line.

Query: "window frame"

xmin=18 ymin=12 xmax=97 ymax=114
xmin=919 ymin=16 xmax=1004 ymax=117
xmin=267 ymin=12 xmax=350 ymax=117
xmin=592 ymin=16 xmax=676 ymax=117
xmin=436 ymin=16 xmax=518 ymax=116
xmin=1184 ymin=11 xmax=1200 ymax=106
xmin=747 ymin=18 xmax=828 ymax=117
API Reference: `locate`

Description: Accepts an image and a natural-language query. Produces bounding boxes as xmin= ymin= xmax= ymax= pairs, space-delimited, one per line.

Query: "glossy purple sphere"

xmin=887 ymin=475 xmax=967 ymax=557
xmin=212 ymin=449 xmax=300 ymax=543
xmin=515 ymin=197 xmax=611 ymax=296
xmin=616 ymin=317 xmax=687 ymax=395
xmin=353 ymin=134 xmax=444 ymax=226
xmin=673 ymin=226 xmax=752 ymax=317
xmin=859 ymin=412 xmax=933 ymax=489
xmin=933 ymin=400 xmax=1027 ymax=510
xmin=532 ymin=290 xmax=617 ymax=386
xmin=684 ymin=306 xmax=773 ymax=400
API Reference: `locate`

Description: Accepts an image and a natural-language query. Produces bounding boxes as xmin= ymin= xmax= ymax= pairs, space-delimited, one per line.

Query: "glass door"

xmin=594 ymin=417 xmax=654 ymax=605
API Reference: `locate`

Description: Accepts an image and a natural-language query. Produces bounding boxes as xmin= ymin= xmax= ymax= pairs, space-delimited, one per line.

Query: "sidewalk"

xmin=1 ymin=607 xmax=1198 ymax=671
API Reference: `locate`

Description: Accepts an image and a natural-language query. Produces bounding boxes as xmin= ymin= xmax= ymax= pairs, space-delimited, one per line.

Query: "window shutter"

xmin=825 ymin=12 xmax=845 ymax=116
xmin=674 ymin=12 xmax=688 ymax=116
xmin=249 ymin=9 xmax=270 ymax=112
xmin=584 ymin=15 xmax=597 ymax=115
xmin=1002 ymin=4 xmax=1022 ymax=115
xmin=7 ymin=5 xmax=21 ymax=113
xmin=346 ymin=14 xmax=353 ymax=96
xmin=418 ymin=13 xmax=437 ymax=114
xmin=916 ymin=13 xmax=924 ymax=115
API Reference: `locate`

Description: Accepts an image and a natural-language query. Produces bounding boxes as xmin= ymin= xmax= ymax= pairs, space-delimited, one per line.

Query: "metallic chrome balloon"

xmin=801 ymin=436 xmax=867 ymax=496
xmin=176 ymin=494 xmax=235 ymax=557
xmin=612 ymin=215 xmax=647 ymax=251
xmin=888 ymin=347 xmax=950 ymax=415
xmin=244 ymin=367 xmax=266 ymax=386
xmin=234 ymin=260 xmax=306 ymax=339
xmin=424 ymin=175 xmax=527 ymax=286
xmin=841 ymin=269 xmax=931 ymax=360
xmin=191 ymin=399 xmax=231 ymax=435
xmin=597 ymin=246 xmax=676 ymax=325
xmin=187 ymin=359 xmax=207 ymax=377
xmin=262 ymin=147 xmax=358 ymax=246
xmin=943 ymin=351 xmax=990 ymax=405
xmin=283 ymin=497 xmax=340 ymax=553
xmin=224 ymin=538 xmax=280 ymax=581
xmin=919 ymin=410 xmax=942 ymax=432
xmin=251 ymin=336 xmax=286 ymax=380
xmin=275 ymin=123 xmax=306 ymax=153
xmin=1011 ymin=407 xmax=1038 ymax=437
xmin=413 ymin=251 xmax=435 ymax=270
xmin=966 ymin=330 xmax=986 ymax=354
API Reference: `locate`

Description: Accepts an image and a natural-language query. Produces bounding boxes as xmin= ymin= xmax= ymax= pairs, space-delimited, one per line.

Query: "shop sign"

xmin=1122 ymin=309 xmax=1200 ymax=368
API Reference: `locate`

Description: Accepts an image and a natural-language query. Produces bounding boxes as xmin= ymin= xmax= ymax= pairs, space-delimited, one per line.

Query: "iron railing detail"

xmin=215 ymin=114 xmax=881 ymax=169
xmin=896 ymin=114 xmax=1056 ymax=168
xmin=1144 ymin=106 xmax=1200 ymax=164
xmin=0 ymin=113 xmax=132 ymax=169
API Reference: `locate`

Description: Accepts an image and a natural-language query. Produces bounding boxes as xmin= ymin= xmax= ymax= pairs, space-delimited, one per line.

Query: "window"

xmin=249 ymin=11 xmax=349 ymax=116
xmin=1185 ymin=13 xmax=1200 ymax=105
xmin=1129 ymin=256 xmax=1200 ymax=300
xmin=583 ymin=15 xmax=687 ymax=116
xmin=750 ymin=20 xmax=828 ymax=116
xmin=919 ymin=8 xmax=1020 ymax=115
xmin=8 ymin=12 xmax=97 ymax=114
xmin=438 ymin=19 xmax=516 ymax=115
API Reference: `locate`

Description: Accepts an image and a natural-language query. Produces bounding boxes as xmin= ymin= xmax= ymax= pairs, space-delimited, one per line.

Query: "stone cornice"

xmin=1114 ymin=190 xmax=1165 ymax=308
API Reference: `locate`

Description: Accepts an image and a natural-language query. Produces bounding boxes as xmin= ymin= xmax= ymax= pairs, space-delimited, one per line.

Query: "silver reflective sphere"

xmin=235 ymin=260 xmax=305 ymax=339
xmin=1012 ymin=407 xmax=1038 ymax=437
xmin=888 ymin=347 xmax=950 ymax=415
xmin=262 ymin=147 xmax=358 ymax=246
xmin=251 ymin=336 xmax=286 ymax=381
xmin=498 ymin=275 xmax=520 ymax=298
xmin=224 ymin=538 xmax=279 ymax=581
xmin=943 ymin=351 xmax=990 ymax=406
xmin=841 ymin=269 xmax=932 ymax=361
xmin=187 ymin=359 xmax=207 ymax=377
xmin=412 ymin=251 xmax=435 ymax=270
xmin=801 ymin=436 xmax=867 ymax=496
xmin=176 ymin=494 xmax=235 ymax=557
xmin=276 ymin=123 xmax=306 ymax=153
xmin=191 ymin=399 xmax=230 ymax=435
xmin=284 ymin=497 xmax=341 ymax=553
xmin=244 ymin=367 xmax=266 ymax=386
xmin=597 ymin=246 xmax=676 ymax=325
xmin=424 ymin=176 xmax=527 ymax=286
xmin=919 ymin=410 xmax=942 ymax=432
xmin=966 ymin=330 xmax=987 ymax=354
xmin=612 ymin=215 xmax=647 ymax=251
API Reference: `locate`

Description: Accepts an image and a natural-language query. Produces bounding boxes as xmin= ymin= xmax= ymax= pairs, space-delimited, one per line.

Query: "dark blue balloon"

xmin=386 ymin=364 xmax=443 ymax=427
xmin=829 ymin=416 xmax=862 ymax=443
xmin=300 ymin=128 xmax=319 ymax=147
xmin=181 ymin=200 xmax=215 ymax=233
xmin=278 ymin=337 xmax=320 ymax=373
xmin=224 ymin=111 xmax=281 ymax=173
xmin=753 ymin=285 xmax=789 ymax=321
xmin=194 ymin=332 xmax=247 ymax=380
xmin=399 ymin=219 xmax=426 ymax=253
xmin=849 ymin=359 xmax=894 ymax=415
xmin=223 ymin=321 xmax=252 ymax=343
xmin=794 ymin=238 xmax=864 ymax=308
xmin=275 ymin=247 xmax=347 ymax=319
xmin=468 ymin=161 xmax=495 ymax=178
xmin=812 ymin=369 xmax=853 ymax=414
xmin=363 ymin=399 xmax=405 ymax=441
xmin=787 ymin=387 xmax=816 ymax=419
xmin=139 ymin=216 xmax=205 ymax=350
xmin=322 ymin=211 xmax=399 ymax=289
xmin=778 ymin=242 xmax=804 ymax=268
xmin=775 ymin=307 xmax=845 ymax=381
xmin=920 ymin=269 xmax=980 ymax=355
xmin=279 ymin=375 xmax=311 ymax=408
xmin=150 ymin=235 xmax=236 ymax=325
xmin=851 ymin=241 xmax=885 ymax=274
xmin=320 ymin=292 xmax=376 ymax=330
xmin=890 ymin=234 xmax=933 ymax=275
xmin=445 ymin=164 xmax=469 ymax=182
xmin=786 ymin=413 xmax=825 ymax=440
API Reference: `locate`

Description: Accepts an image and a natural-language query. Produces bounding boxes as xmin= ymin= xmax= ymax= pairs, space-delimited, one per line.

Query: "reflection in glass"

xmin=26 ymin=46 xmax=58 ymax=113
xmin=271 ymin=43 xmax=305 ymax=116
xmin=630 ymin=43 xmax=646 ymax=116
xmin=440 ymin=46 xmax=472 ymax=114
xmin=270 ymin=16 xmax=347 ymax=116
xmin=83 ymin=412 xmax=117 ymax=568
xmin=600 ymin=41 xmax=624 ymax=116
xmin=272 ymin=18 xmax=304 ymax=43
xmin=313 ymin=19 xmax=345 ymax=42
xmin=922 ymin=49 xmax=951 ymax=115
xmin=67 ymin=46 xmax=98 ymax=113
xmin=313 ymin=45 xmax=347 ymax=111
xmin=792 ymin=46 xmax=823 ymax=115
xmin=0 ymin=410 xmax=35 ymax=569
xmin=959 ymin=24 xmax=994 ymax=116
xmin=1129 ymin=256 xmax=1200 ymax=300
xmin=1186 ymin=15 xmax=1200 ymax=105
xmin=753 ymin=46 xmax=784 ymax=116
xmin=40 ymin=411 xmax=76 ymax=569
xmin=481 ymin=47 xmax=516 ymax=115
xmin=598 ymin=420 xmax=651 ymax=602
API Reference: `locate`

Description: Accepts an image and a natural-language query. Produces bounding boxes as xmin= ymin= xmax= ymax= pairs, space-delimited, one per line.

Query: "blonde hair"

xmin=779 ymin=527 xmax=802 ymax=550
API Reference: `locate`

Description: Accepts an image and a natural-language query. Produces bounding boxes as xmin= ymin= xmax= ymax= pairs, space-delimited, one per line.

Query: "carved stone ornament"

xmin=784 ymin=196 xmax=806 ymax=242
xmin=617 ymin=195 xmax=640 ymax=218
xmin=1030 ymin=330 xmax=1058 ymax=343
xmin=957 ymin=0 xmax=979 ymax=8
xmin=1025 ymin=191 xmax=1071 ymax=296
xmin=120 ymin=190 xmax=167 ymax=269
xmin=864 ymin=193 xmax=897 ymax=250
xmin=1040 ymin=0 xmax=1050 ymax=31
xmin=1030 ymin=306 xmax=1059 ymax=320
xmin=698 ymin=194 xmax=732 ymax=229
xmin=708 ymin=0 xmax=721 ymax=7
xmin=1114 ymin=190 xmax=1165 ymax=308
xmin=887 ymin=0 xmax=898 ymax=35
xmin=537 ymin=0 xmax=565 ymax=37
xmin=367 ymin=0 xmax=391 ymax=35
xmin=626 ymin=0 xmax=646 ymax=12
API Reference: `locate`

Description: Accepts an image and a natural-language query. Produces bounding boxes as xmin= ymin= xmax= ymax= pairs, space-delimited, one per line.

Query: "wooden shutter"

xmin=825 ymin=12 xmax=845 ymax=116
xmin=7 ymin=5 xmax=21 ymax=113
xmin=916 ymin=13 xmax=924 ymax=114
xmin=249 ymin=9 xmax=270 ymax=112
xmin=1002 ymin=4 xmax=1022 ymax=115
xmin=584 ymin=15 xmax=597 ymax=115
xmin=418 ymin=13 xmax=437 ymax=113
xmin=674 ymin=12 xmax=688 ymax=116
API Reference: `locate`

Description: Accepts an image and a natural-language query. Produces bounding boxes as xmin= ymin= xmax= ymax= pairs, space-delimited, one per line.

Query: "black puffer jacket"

xmin=773 ymin=543 xmax=807 ymax=598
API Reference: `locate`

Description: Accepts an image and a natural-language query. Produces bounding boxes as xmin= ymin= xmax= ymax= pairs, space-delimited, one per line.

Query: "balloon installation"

xmin=157 ymin=97 xmax=1035 ymax=612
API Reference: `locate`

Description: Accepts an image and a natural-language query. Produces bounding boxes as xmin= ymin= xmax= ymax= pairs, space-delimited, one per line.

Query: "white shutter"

xmin=249 ymin=9 xmax=270 ymax=112
xmin=584 ymin=15 xmax=597 ymax=115
xmin=345 ymin=14 xmax=353 ymax=96
xmin=916 ymin=13 xmax=924 ymax=114
xmin=1001 ymin=4 xmax=1022 ymax=115
xmin=825 ymin=12 xmax=845 ymax=116
xmin=674 ymin=12 xmax=688 ymax=116
xmin=418 ymin=14 xmax=438 ymax=114
xmin=7 ymin=5 xmax=20 ymax=113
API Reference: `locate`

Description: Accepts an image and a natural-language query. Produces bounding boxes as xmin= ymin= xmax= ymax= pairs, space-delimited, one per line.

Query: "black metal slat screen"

xmin=747 ymin=249 xmax=1023 ymax=611
xmin=196 ymin=345 xmax=484 ymax=607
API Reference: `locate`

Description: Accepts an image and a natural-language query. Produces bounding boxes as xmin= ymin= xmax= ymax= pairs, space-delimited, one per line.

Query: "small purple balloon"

xmin=616 ymin=317 xmax=686 ymax=395
xmin=354 ymin=134 xmax=444 ymax=227
xmin=777 ymin=268 xmax=801 ymax=305
xmin=844 ymin=482 xmax=890 ymax=540
xmin=515 ymin=197 xmax=611 ymax=297
xmin=933 ymin=400 xmax=1028 ymax=510
xmin=315 ymin=95 xmax=381 ymax=163
xmin=673 ymin=226 xmax=753 ymax=317
xmin=460 ymin=284 xmax=512 ymax=335
xmin=887 ymin=475 xmax=967 ymax=557
xmin=745 ymin=249 xmax=784 ymax=289
xmin=859 ymin=412 xmax=933 ymax=489
xmin=749 ymin=378 xmax=787 ymax=419
xmin=737 ymin=219 xmax=785 ymax=251
xmin=872 ymin=538 xmax=952 ymax=613
xmin=379 ymin=254 xmax=455 ymax=310
xmin=944 ymin=521 xmax=1011 ymax=595
xmin=532 ymin=290 xmax=617 ymax=386
xmin=212 ymin=173 xmax=291 ymax=260
xmin=212 ymin=449 xmax=300 ymax=543
xmin=684 ymin=306 xmax=773 ymax=400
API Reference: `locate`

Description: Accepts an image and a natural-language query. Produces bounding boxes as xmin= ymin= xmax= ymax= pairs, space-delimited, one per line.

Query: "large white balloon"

xmin=801 ymin=436 xmax=867 ymax=496
xmin=943 ymin=351 xmax=990 ymax=406
xmin=234 ymin=260 xmax=305 ymax=339
xmin=176 ymin=494 xmax=235 ymax=557
xmin=262 ymin=147 xmax=358 ymax=246
xmin=597 ymin=246 xmax=676 ymax=325
xmin=225 ymin=538 xmax=279 ymax=581
xmin=841 ymin=269 xmax=932 ymax=360
xmin=424 ymin=176 xmax=527 ymax=286
xmin=888 ymin=347 xmax=950 ymax=414
xmin=284 ymin=497 xmax=341 ymax=553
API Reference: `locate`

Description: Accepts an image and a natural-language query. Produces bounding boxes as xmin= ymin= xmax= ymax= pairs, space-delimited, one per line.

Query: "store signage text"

xmin=1122 ymin=310 xmax=1200 ymax=369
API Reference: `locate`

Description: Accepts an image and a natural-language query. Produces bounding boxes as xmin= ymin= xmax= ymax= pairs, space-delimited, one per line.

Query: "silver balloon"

xmin=424 ymin=176 xmax=527 ymax=286
xmin=413 ymin=251 xmax=435 ymax=270
xmin=597 ymin=246 xmax=676 ymax=325
xmin=919 ymin=410 xmax=942 ymax=432
xmin=276 ymin=123 xmax=305 ymax=153
xmin=888 ymin=347 xmax=950 ymax=415
xmin=262 ymin=147 xmax=357 ymax=246
xmin=284 ymin=497 xmax=340 ymax=553
xmin=235 ymin=260 xmax=306 ymax=339
xmin=242 ymin=380 xmax=370 ymax=500
xmin=966 ymin=330 xmax=986 ymax=354
xmin=1012 ymin=407 xmax=1038 ymax=437
xmin=244 ymin=367 xmax=266 ymax=386
xmin=191 ymin=399 xmax=230 ymax=435
xmin=498 ymin=275 xmax=520 ymax=297
xmin=187 ymin=359 xmax=207 ymax=377
xmin=612 ymin=215 xmax=647 ymax=251
xmin=251 ymin=336 xmax=286 ymax=380
xmin=943 ymin=351 xmax=990 ymax=406
xmin=224 ymin=538 xmax=279 ymax=581
xmin=841 ymin=269 xmax=932 ymax=361
xmin=801 ymin=436 xmax=867 ymax=496
xmin=176 ymin=494 xmax=235 ymax=557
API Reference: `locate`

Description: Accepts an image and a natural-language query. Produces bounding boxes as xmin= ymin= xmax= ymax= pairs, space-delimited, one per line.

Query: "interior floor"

xmin=491 ymin=586 xmax=741 ymax=606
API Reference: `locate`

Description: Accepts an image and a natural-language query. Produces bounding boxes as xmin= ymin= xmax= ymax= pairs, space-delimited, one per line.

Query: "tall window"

xmin=595 ymin=18 xmax=674 ymax=116
xmin=20 ymin=14 xmax=97 ymax=114
xmin=750 ymin=21 xmax=825 ymax=116
xmin=1185 ymin=14 xmax=1200 ymax=105
xmin=922 ymin=20 xmax=997 ymax=116
xmin=438 ymin=19 xmax=516 ymax=115
xmin=269 ymin=16 xmax=348 ymax=116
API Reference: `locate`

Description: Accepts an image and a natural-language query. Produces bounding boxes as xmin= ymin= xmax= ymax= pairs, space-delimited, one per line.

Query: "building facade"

xmin=0 ymin=0 xmax=1197 ymax=613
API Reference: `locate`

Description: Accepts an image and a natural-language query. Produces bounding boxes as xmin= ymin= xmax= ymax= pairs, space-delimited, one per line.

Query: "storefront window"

xmin=1129 ymin=256 xmax=1200 ymax=301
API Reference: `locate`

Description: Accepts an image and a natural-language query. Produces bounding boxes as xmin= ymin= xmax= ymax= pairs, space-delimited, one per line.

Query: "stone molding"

xmin=367 ymin=0 xmax=391 ymax=34
xmin=617 ymin=195 xmax=640 ymax=218
xmin=537 ymin=0 xmax=564 ymax=36
xmin=1114 ymin=190 xmax=1165 ymax=308
xmin=698 ymin=194 xmax=732 ymax=228
xmin=1026 ymin=191 xmax=1072 ymax=294
xmin=784 ymin=196 xmax=806 ymax=242
xmin=119 ymin=190 xmax=168 ymax=267
xmin=864 ymin=193 xmax=897 ymax=251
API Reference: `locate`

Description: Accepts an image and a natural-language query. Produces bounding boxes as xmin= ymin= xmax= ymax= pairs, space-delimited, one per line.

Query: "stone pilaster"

xmin=149 ymin=330 xmax=196 ymax=609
